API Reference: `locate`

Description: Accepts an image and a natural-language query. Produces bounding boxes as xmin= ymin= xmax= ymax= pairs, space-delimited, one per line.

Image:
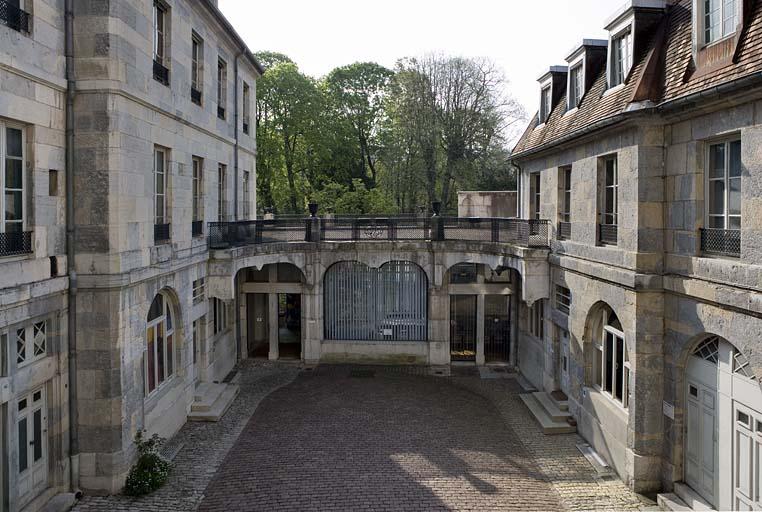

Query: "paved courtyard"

xmin=74 ymin=363 xmax=655 ymax=511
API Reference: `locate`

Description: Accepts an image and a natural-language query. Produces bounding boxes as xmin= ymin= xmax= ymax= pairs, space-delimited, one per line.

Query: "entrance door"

xmin=558 ymin=328 xmax=571 ymax=395
xmin=192 ymin=318 xmax=201 ymax=384
xmin=450 ymin=295 xmax=477 ymax=362
xmin=484 ymin=295 xmax=510 ymax=363
xmin=685 ymin=355 xmax=718 ymax=507
xmin=247 ymin=293 xmax=269 ymax=358
xmin=733 ymin=402 xmax=762 ymax=510
xmin=17 ymin=388 xmax=47 ymax=507
xmin=278 ymin=294 xmax=301 ymax=360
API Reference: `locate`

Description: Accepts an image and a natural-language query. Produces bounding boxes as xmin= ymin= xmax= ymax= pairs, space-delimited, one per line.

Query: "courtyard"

xmin=73 ymin=362 xmax=655 ymax=512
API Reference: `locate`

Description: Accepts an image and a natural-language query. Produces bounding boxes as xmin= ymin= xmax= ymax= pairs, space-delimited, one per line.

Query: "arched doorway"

xmin=684 ymin=336 xmax=762 ymax=510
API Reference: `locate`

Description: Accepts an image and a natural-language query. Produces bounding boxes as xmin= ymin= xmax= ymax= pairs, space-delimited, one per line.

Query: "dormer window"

xmin=610 ymin=29 xmax=633 ymax=87
xmin=704 ymin=0 xmax=737 ymax=45
xmin=540 ymin=86 xmax=552 ymax=123
xmin=568 ymin=64 xmax=583 ymax=109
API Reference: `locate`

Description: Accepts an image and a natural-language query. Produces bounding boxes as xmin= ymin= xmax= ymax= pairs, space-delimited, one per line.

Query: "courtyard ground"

xmin=73 ymin=362 xmax=656 ymax=511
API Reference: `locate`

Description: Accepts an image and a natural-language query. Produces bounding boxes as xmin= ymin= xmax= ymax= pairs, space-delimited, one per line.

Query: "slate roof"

xmin=513 ymin=0 xmax=762 ymax=158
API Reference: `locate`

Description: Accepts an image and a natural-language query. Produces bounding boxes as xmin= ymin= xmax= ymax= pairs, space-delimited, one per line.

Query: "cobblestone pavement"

xmin=75 ymin=364 xmax=656 ymax=512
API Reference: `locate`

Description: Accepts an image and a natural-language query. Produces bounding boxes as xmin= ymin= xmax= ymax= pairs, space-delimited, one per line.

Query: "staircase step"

xmin=519 ymin=393 xmax=576 ymax=435
xmin=533 ymin=392 xmax=572 ymax=422
xmin=657 ymin=493 xmax=691 ymax=511
xmin=673 ymin=482 xmax=715 ymax=511
xmin=194 ymin=382 xmax=212 ymax=402
xmin=191 ymin=383 xmax=226 ymax=412
xmin=188 ymin=385 xmax=239 ymax=422
xmin=549 ymin=390 xmax=569 ymax=411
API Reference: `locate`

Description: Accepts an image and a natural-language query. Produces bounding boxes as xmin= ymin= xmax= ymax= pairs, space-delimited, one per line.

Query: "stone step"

xmin=657 ymin=493 xmax=692 ymax=511
xmin=188 ymin=385 xmax=239 ymax=422
xmin=673 ymin=482 xmax=715 ymax=511
xmin=533 ymin=392 xmax=572 ymax=422
xmin=194 ymin=382 xmax=212 ymax=402
xmin=519 ymin=393 xmax=576 ymax=435
xmin=192 ymin=383 xmax=226 ymax=412
xmin=549 ymin=390 xmax=569 ymax=411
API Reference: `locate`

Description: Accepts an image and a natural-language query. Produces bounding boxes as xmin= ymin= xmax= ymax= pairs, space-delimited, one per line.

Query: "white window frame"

xmin=539 ymin=85 xmax=551 ymax=123
xmin=702 ymin=0 xmax=738 ymax=45
xmin=153 ymin=1 xmax=168 ymax=65
xmin=610 ymin=29 xmax=633 ymax=88
xmin=218 ymin=163 xmax=227 ymax=221
xmin=14 ymin=320 xmax=47 ymax=369
xmin=192 ymin=277 xmax=205 ymax=305
xmin=568 ymin=64 xmax=583 ymax=109
xmin=555 ymin=285 xmax=571 ymax=316
xmin=530 ymin=172 xmax=541 ymax=220
xmin=145 ymin=294 xmax=175 ymax=397
xmin=593 ymin=310 xmax=629 ymax=409
xmin=559 ymin=167 xmax=571 ymax=223
xmin=154 ymin=147 xmax=168 ymax=225
xmin=217 ymin=58 xmax=228 ymax=117
xmin=528 ymin=300 xmax=544 ymax=339
xmin=17 ymin=387 xmax=46 ymax=479
xmin=192 ymin=156 xmax=203 ymax=222
xmin=243 ymin=82 xmax=251 ymax=134
xmin=601 ymin=156 xmax=618 ymax=227
xmin=1 ymin=122 xmax=26 ymax=235
xmin=191 ymin=32 xmax=203 ymax=93
xmin=706 ymin=137 xmax=741 ymax=230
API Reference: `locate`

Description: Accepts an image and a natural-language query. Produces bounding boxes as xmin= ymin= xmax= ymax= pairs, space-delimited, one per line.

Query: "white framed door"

xmin=732 ymin=402 xmax=762 ymax=511
xmin=17 ymin=387 xmax=48 ymax=506
xmin=685 ymin=354 xmax=719 ymax=508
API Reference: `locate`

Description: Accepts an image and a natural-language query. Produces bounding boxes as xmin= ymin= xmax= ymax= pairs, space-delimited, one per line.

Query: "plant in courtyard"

xmin=123 ymin=430 xmax=172 ymax=496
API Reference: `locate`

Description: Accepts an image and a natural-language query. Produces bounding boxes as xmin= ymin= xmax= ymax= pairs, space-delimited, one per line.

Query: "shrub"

xmin=123 ymin=430 xmax=172 ymax=496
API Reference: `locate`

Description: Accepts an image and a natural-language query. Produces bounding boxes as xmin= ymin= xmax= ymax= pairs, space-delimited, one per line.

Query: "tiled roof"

xmin=513 ymin=0 xmax=762 ymax=158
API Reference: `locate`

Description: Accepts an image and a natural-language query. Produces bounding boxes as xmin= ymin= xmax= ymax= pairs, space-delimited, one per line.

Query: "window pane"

xmin=710 ymin=180 xmax=725 ymax=215
xmin=18 ymin=417 xmax=28 ymax=473
xmin=6 ymin=128 xmax=22 ymax=157
xmin=5 ymin=191 xmax=22 ymax=221
xmin=709 ymin=143 xmax=725 ymax=178
xmin=33 ymin=408 xmax=42 ymax=461
xmin=5 ymin=159 xmax=23 ymax=188
xmin=709 ymin=215 xmax=725 ymax=228
xmin=157 ymin=322 xmax=165 ymax=384
xmin=615 ymin=336 xmax=624 ymax=401
xmin=595 ymin=349 xmax=603 ymax=387
xmin=729 ymin=177 xmax=741 ymax=215
xmin=729 ymin=215 xmax=741 ymax=229
xmin=729 ymin=140 xmax=742 ymax=177
xmin=605 ymin=332 xmax=614 ymax=393
xmin=147 ymin=327 xmax=156 ymax=393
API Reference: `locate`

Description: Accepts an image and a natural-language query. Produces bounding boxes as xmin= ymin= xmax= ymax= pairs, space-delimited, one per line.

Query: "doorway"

xmin=558 ymin=327 xmax=570 ymax=396
xmin=278 ymin=293 xmax=301 ymax=360
xmin=484 ymin=295 xmax=510 ymax=363
xmin=247 ymin=293 xmax=269 ymax=358
xmin=450 ymin=295 xmax=477 ymax=362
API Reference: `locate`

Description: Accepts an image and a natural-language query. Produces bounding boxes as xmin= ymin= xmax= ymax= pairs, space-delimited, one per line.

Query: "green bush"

xmin=123 ymin=430 xmax=172 ymax=496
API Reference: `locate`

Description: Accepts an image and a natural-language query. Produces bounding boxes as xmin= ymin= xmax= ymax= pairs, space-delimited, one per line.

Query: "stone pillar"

xmin=510 ymin=290 xmax=518 ymax=367
xmin=476 ymin=294 xmax=485 ymax=365
xmin=268 ymin=292 xmax=279 ymax=360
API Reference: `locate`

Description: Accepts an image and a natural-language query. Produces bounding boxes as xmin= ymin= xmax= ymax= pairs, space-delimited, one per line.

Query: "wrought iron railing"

xmin=558 ymin=221 xmax=571 ymax=240
xmin=209 ymin=216 xmax=550 ymax=250
xmin=0 ymin=0 xmax=30 ymax=33
xmin=153 ymin=59 xmax=169 ymax=86
xmin=701 ymin=228 xmax=740 ymax=258
xmin=191 ymin=87 xmax=202 ymax=105
xmin=217 ymin=106 xmax=226 ymax=119
xmin=0 ymin=231 xmax=32 ymax=257
xmin=243 ymin=121 xmax=250 ymax=134
xmin=599 ymin=224 xmax=618 ymax=245
xmin=154 ymin=223 xmax=171 ymax=244
xmin=192 ymin=220 xmax=203 ymax=238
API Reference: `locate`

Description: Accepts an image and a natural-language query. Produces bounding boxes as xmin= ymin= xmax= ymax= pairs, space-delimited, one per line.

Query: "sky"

xmin=218 ymin=0 xmax=615 ymax=125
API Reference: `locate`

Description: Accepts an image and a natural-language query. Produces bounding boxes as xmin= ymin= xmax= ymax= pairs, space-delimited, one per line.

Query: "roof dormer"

xmin=604 ymin=0 xmax=666 ymax=90
xmin=691 ymin=0 xmax=747 ymax=76
xmin=537 ymin=66 xmax=568 ymax=125
xmin=565 ymin=40 xmax=607 ymax=111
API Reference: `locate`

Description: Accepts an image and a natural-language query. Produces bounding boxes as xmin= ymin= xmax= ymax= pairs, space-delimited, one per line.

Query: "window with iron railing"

xmin=599 ymin=156 xmax=618 ymax=245
xmin=191 ymin=32 xmax=203 ymax=104
xmin=154 ymin=147 xmax=170 ymax=243
xmin=192 ymin=156 xmax=203 ymax=237
xmin=152 ymin=2 xmax=170 ymax=86
xmin=0 ymin=0 xmax=30 ymax=33
xmin=217 ymin=163 xmax=227 ymax=221
xmin=703 ymin=138 xmax=741 ymax=257
xmin=558 ymin=167 xmax=571 ymax=240
xmin=1 ymin=123 xmax=33 ymax=257
xmin=530 ymin=172 xmax=541 ymax=220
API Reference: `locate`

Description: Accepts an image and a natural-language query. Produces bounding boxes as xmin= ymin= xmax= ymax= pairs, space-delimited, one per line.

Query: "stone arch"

xmin=582 ymin=301 xmax=630 ymax=396
xmin=144 ymin=288 xmax=183 ymax=396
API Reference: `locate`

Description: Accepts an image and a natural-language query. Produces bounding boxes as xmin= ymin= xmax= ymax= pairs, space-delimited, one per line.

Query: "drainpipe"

xmin=233 ymin=51 xmax=243 ymax=361
xmin=65 ymin=0 xmax=82 ymax=498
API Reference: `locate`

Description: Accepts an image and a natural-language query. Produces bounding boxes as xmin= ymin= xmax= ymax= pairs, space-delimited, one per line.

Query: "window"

xmin=569 ymin=64 xmax=583 ymax=109
xmin=593 ymin=309 xmax=629 ymax=408
xmin=217 ymin=163 xmax=227 ymax=221
xmin=2 ymin=124 xmax=25 ymax=235
xmin=17 ymin=388 xmax=45 ymax=477
xmin=49 ymin=170 xmax=58 ymax=196
xmin=599 ymin=156 xmax=618 ymax=245
xmin=559 ymin=167 xmax=571 ymax=223
xmin=192 ymin=278 xmax=205 ymax=305
xmin=243 ymin=82 xmax=251 ymax=134
xmin=529 ymin=300 xmax=544 ymax=339
xmin=242 ymin=170 xmax=250 ymax=219
xmin=530 ymin=172 xmax=541 ymax=220
xmin=610 ymin=30 xmax=632 ymax=87
xmin=15 ymin=320 xmax=47 ymax=368
xmin=707 ymin=139 xmax=741 ymax=230
xmin=154 ymin=147 xmax=168 ymax=226
xmin=145 ymin=294 xmax=174 ymax=395
xmin=217 ymin=58 xmax=227 ymax=119
xmin=152 ymin=2 xmax=169 ymax=85
xmin=191 ymin=33 xmax=203 ymax=104
xmin=192 ymin=157 xmax=203 ymax=222
xmin=539 ymin=86 xmax=551 ymax=123
xmin=704 ymin=0 xmax=737 ymax=45
xmin=213 ymin=298 xmax=228 ymax=335
xmin=555 ymin=285 xmax=571 ymax=315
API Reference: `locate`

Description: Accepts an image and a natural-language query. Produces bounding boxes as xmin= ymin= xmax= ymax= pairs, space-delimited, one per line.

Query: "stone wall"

xmin=458 ymin=191 xmax=517 ymax=218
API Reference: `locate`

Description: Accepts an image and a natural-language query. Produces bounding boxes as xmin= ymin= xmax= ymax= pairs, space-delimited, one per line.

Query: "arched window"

xmin=592 ymin=307 xmax=629 ymax=408
xmin=146 ymin=293 xmax=175 ymax=395
xmin=324 ymin=261 xmax=427 ymax=342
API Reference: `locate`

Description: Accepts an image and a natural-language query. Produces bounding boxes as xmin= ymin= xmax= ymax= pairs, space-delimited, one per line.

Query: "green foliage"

xmin=123 ymin=430 xmax=172 ymax=497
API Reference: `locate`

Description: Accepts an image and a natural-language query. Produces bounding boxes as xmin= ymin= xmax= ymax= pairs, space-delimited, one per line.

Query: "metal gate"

xmin=484 ymin=295 xmax=510 ymax=362
xmin=450 ymin=295 xmax=477 ymax=361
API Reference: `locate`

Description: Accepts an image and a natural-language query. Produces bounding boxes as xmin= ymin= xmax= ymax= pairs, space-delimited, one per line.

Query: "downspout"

xmin=233 ymin=51 xmax=243 ymax=361
xmin=65 ymin=0 xmax=82 ymax=497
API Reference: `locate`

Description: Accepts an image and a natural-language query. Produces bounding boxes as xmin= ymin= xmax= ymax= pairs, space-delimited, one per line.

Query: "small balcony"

xmin=0 ymin=0 xmax=30 ymax=33
xmin=153 ymin=59 xmax=170 ymax=86
xmin=598 ymin=224 xmax=618 ymax=246
xmin=0 ymin=230 xmax=33 ymax=257
xmin=701 ymin=228 xmax=740 ymax=258
xmin=192 ymin=220 xmax=203 ymax=238
xmin=243 ymin=120 xmax=250 ymax=135
xmin=191 ymin=87 xmax=202 ymax=105
xmin=557 ymin=221 xmax=571 ymax=240
xmin=154 ymin=223 xmax=171 ymax=244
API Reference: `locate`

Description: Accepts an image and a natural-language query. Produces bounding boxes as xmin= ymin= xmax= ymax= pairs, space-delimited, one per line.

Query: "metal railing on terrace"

xmin=208 ymin=215 xmax=550 ymax=250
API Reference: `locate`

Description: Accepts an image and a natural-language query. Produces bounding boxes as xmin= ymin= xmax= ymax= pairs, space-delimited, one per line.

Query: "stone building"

xmin=512 ymin=0 xmax=762 ymax=508
xmin=1 ymin=0 xmax=259 ymax=508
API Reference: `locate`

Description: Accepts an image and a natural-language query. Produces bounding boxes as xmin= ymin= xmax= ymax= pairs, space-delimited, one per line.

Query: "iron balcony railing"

xmin=0 ymin=231 xmax=32 ymax=257
xmin=599 ymin=223 xmax=618 ymax=245
xmin=0 ymin=0 xmax=30 ymax=33
xmin=192 ymin=220 xmax=203 ymax=238
xmin=154 ymin=223 xmax=171 ymax=244
xmin=558 ymin=221 xmax=571 ymax=240
xmin=191 ymin=87 xmax=202 ymax=105
xmin=209 ymin=216 xmax=550 ymax=250
xmin=701 ymin=228 xmax=740 ymax=258
xmin=243 ymin=120 xmax=250 ymax=134
xmin=153 ymin=59 xmax=169 ymax=86
xmin=217 ymin=106 xmax=226 ymax=120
